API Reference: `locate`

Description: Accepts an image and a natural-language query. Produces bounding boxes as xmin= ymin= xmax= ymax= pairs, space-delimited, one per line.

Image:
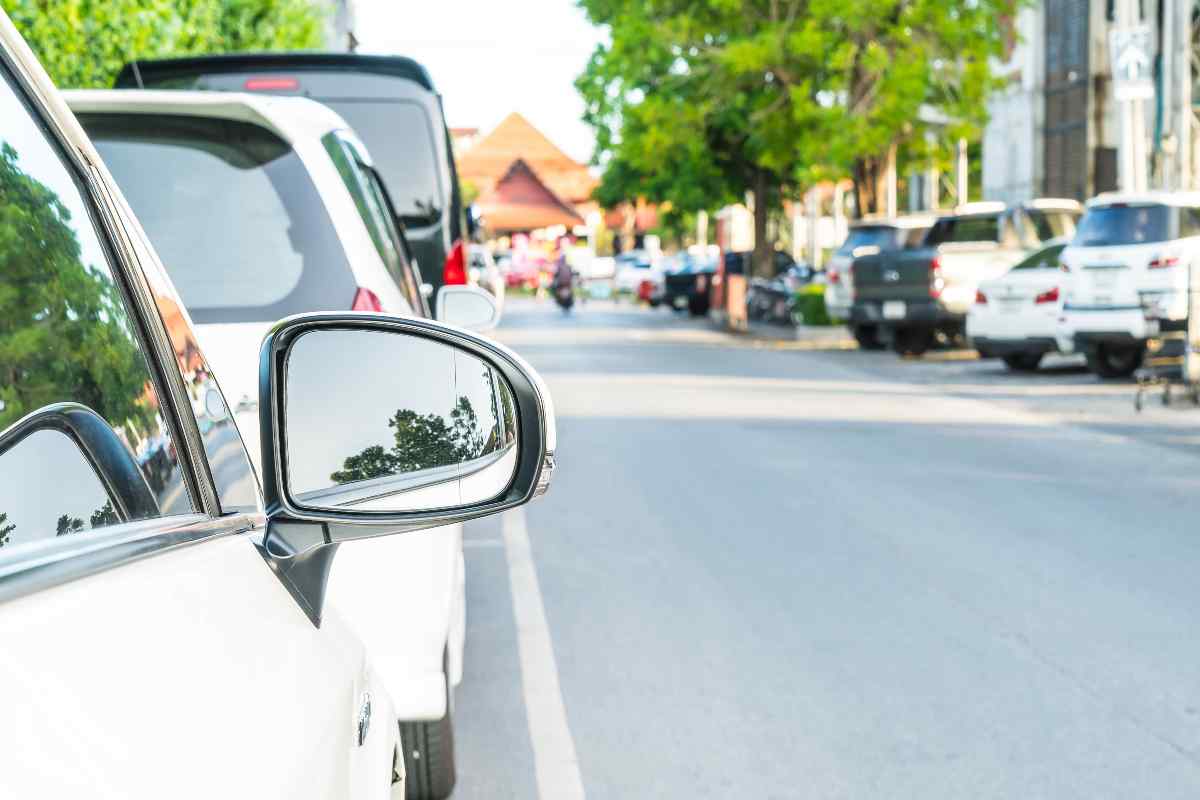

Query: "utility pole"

xmin=1114 ymin=0 xmax=1150 ymax=192
xmin=954 ymin=138 xmax=969 ymax=204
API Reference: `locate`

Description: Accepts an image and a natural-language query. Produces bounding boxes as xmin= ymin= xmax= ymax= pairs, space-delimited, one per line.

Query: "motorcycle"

xmin=554 ymin=281 xmax=575 ymax=312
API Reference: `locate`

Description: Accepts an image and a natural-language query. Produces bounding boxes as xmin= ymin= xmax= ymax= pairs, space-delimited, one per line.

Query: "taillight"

xmin=351 ymin=287 xmax=384 ymax=312
xmin=975 ymin=289 xmax=987 ymax=305
xmin=929 ymin=256 xmax=944 ymax=299
xmin=1035 ymin=286 xmax=1060 ymax=304
xmin=244 ymin=77 xmax=299 ymax=91
xmin=1148 ymin=254 xmax=1180 ymax=269
xmin=443 ymin=240 xmax=468 ymax=285
xmin=828 ymin=268 xmax=841 ymax=285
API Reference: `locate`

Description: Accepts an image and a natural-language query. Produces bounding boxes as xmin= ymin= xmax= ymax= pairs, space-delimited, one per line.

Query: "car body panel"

xmin=968 ymin=242 xmax=1067 ymax=353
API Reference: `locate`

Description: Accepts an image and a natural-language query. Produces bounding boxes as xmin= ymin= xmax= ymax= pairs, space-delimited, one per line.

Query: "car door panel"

xmin=0 ymin=527 xmax=394 ymax=799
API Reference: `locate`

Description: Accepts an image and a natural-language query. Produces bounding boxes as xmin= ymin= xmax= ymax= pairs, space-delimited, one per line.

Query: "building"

xmin=982 ymin=5 xmax=1046 ymax=203
xmin=325 ymin=0 xmax=358 ymax=52
xmin=457 ymin=112 xmax=599 ymax=234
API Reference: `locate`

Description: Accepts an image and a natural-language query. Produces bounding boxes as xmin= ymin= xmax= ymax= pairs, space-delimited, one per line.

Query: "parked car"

xmin=850 ymin=199 xmax=1081 ymax=355
xmin=469 ymin=243 xmax=506 ymax=313
xmin=66 ymin=88 xmax=477 ymax=798
xmin=967 ymin=239 xmax=1069 ymax=370
xmin=663 ymin=252 xmax=718 ymax=316
xmin=115 ymin=53 xmax=472 ymax=309
xmin=826 ymin=215 xmax=936 ymax=349
xmin=1057 ymin=192 xmax=1200 ymax=377
xmin=0 ymin=13 xmax=555 ymax=798
xmin=614 ymin=249 xmax=660 ymax=294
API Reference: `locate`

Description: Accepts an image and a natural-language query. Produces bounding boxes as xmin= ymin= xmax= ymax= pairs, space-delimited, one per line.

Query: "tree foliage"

xmin=577 ymin=0 xmax=1017 ymax=270
xmin=1 ymin=0 xmax=327 ymax=89
xmin=0 ymin=144 xmax=155 ymax=432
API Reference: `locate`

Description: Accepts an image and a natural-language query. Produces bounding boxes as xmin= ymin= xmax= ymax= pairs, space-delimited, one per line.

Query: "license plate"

xmin=996 ymin=299 xmax=1023 ymax=313
xmin=882 ymin=300 xmax=906 ymax=319
xmin=1090 ymin=270 xmax=1118 ymax=288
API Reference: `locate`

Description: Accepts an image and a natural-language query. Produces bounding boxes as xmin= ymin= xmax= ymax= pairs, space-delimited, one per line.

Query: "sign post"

xmin=1109 ymin=19 xmax=1152 ymax=192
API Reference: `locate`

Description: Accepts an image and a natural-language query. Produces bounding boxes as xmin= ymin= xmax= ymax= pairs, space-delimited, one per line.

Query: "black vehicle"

xmin=114 ymin=53 xmax=471 ymax=309
xmin=663 ymin=252 xmax=719 ymax=316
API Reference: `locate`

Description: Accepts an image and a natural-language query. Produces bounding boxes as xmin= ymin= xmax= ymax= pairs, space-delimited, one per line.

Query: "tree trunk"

xmin=851 ymin=157 xmax=877 ymax=220
xmin=752 ymin=167 xmax=773 ymax=278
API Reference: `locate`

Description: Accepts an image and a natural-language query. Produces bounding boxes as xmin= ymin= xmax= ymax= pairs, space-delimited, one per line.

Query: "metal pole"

xmin=955 ymin=137 xmax=969 ymax=204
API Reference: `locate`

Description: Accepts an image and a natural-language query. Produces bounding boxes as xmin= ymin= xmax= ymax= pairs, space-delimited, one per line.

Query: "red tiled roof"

xmin=458 ymin=112 xmax=597 ymax=205
xmin=476 ymin=158 xmax=584 ymax=232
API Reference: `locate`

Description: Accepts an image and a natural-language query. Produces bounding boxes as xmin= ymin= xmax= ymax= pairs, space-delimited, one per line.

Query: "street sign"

xmin=1110 ymin=25 xmax=1154 ymax=100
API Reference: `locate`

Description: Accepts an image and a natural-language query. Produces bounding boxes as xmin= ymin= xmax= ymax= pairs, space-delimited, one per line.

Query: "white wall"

xmin=982 ymin=5 xmax=1045 ymax=203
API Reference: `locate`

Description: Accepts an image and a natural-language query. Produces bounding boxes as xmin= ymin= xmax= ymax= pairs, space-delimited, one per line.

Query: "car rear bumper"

xmin=851 ymin=299 xmax=960 ymax=328
xmin=1057 ymin=305 xmax=1157 ymax=353
xmin=971 ymin=336 xmax=1059 ymax=356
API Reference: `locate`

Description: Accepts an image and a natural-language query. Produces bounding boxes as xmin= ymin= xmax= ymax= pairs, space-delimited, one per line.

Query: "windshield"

xmin=924 ymin=214 xmax=999 ymax=246
xmin=1073 ymin=204 xmax=1171 ymax=247
xmin=1010 ymin=243 xmax=1066 ymax=270
xmin=322 ymin=100 xmax=444 ymax=226
xmin=1025 ymin=208 xmax=1078 ymax=241
xmin=81 ymin=113 xmax=355 ymax=324
xmin=836 ymin=226 xmax=898 ymax=254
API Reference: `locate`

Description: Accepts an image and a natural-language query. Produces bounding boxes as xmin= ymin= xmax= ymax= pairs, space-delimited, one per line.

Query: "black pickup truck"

xmin=849 ymin=201 xmax=1081 ymax=355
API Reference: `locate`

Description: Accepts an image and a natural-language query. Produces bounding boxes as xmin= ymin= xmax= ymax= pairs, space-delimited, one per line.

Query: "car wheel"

xmin=1002 ymin=352 xmax=1043 ymax=371
xmin=852 ymin=325 xmax=885 ymax=350
xmin=688 ymin=295 xmax=709 ymax=317
xmin=1086 ymin=343 xmax=1144 ymax=378
xmin=892 ymin=328 xmax=932 ymax=356
xmin=401 ymin=654 xmax=456 ymax=800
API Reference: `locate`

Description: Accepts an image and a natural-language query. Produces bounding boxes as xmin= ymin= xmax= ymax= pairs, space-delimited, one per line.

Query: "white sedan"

xmin=967 ymin=240 xmax=1068 ymax=371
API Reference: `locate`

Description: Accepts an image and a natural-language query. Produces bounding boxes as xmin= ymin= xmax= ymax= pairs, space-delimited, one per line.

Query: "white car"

xmin=1057 ymin=192 xmax=1200 ymax=377
xmin=468 ymin=243 xmax=505 ymax=314
xmin=967 ymin=239 xmax=1069 ymax=370
xmin=613 ymin=249 xmax=662 ymax=295
xmin=66 ymin=89 xmax=478 ymax=796
xmin=0 ymin=12 xmax=555 ymax=798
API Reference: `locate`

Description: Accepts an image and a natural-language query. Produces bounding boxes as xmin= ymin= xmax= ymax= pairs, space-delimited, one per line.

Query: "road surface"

xmin=453 ymin=298 xmax=1200 ymax=799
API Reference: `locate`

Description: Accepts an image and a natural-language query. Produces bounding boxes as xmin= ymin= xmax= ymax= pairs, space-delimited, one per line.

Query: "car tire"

xmin=688 ymin=295 xmax=709 ymax=317
xmin=1002 ymin=352 xmax=1043 ymax=371
xmin=401 ymin=658 xmax=456 ymax=800
xmin=892 ymin=328 xmax=932 ymax=356
xmin=852 ymin=325 xmax=885 ymax=350
xmin=1086 ymin=343 xmax=1144 ymax=378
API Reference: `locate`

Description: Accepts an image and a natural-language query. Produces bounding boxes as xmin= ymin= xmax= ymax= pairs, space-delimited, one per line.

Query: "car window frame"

xmin=0 ymin=34 xmax=250 ymax=592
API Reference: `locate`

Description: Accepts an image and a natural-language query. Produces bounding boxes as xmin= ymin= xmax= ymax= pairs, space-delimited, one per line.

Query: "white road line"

xmin=502 ymin=507 xmax=586 ymax=799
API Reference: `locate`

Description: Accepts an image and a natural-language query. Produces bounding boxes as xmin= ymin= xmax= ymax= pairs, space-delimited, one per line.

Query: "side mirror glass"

xmin=437 ymin=285 xmax=500 ymax=331
xmin=260 ymin=313 xmax=554 ymax=537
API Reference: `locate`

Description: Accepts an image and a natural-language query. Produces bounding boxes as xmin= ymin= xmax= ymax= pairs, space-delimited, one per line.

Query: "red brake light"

xmin=975 ymin=289 xmax=987 ymax=305
xmin=1035 ymin=286 xmax=1060 ymax=304
xmin=244 ymin=77 xmax=299 ymax=91
xmin=1148 ymin=254 xmax=1180 ymax=269
xmin=828 ymin=268 xmax=841 ymax=285
xmin=930 ymin=256 xmax=944 ymax=299
xmin=443 ymin=240 xmax=468 ymax=285
xmin=351 ymin=287 xmax=384 ymax=312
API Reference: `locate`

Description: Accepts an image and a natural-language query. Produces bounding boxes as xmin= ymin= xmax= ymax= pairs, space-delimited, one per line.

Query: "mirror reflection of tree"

xmin=330 ymin=367 xmax=507 ymax=485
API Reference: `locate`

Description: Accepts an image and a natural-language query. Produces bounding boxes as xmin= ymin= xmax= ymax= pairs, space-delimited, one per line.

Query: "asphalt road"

xmin=454 ymin=298 xmax=1200 ymax=799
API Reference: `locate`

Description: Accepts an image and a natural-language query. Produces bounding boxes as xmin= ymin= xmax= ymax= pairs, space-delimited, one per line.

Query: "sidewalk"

xmin=708 ymin=309 xmax=857 ymax=349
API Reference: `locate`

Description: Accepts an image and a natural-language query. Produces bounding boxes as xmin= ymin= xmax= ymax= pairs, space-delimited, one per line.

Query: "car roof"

xmin=61 ymin=89 xmax=348 ymax=147
xmin=952 ymin=198 xmax=1082 ymax=215
xmin=116 ymin=52 xmax=435 ymax=93
xmin=1088 ymin=190 xmax=1200 ymax=207
xmin=853 ymin=213 xmax=941 ymax=228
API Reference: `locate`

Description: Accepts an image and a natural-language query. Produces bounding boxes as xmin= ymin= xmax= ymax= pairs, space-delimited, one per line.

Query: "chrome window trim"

xmin=0 ymin=512 xmax=262 ymax=605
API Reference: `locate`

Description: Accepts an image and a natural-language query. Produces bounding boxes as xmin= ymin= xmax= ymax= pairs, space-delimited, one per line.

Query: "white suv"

xmin=1058 ymin=192 xmax=1200 ymax=377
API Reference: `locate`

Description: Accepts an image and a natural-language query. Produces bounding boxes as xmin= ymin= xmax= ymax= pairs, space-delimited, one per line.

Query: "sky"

xmin=352 ymin=0 xmax=605 ymax=165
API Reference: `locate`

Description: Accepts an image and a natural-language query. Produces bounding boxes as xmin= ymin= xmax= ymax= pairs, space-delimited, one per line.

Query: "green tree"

xmin=55 ymin=513 xmax=84 ymax=536
xmin=576 ymin=0 xmax=1016 ymax=273
xmin=2 ymin=0 xmax=327 ymax=89
xmin=0 ymin=144 xmax=155 ymax=432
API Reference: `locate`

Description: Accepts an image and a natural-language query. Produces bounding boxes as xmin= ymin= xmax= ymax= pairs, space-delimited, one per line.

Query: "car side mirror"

xmin=436 ymin=284 xmax=500 ymax=331
xmin=256 ymin=312 xmax=555 ymax=625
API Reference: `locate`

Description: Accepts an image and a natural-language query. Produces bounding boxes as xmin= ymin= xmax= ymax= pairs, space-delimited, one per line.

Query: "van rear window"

xmin=835 ymin=226 xmax=897 ymax=254
xmin=80 ymin=113 xmax=356 ymax=324
xmin=1073 ymin=204 xmax=1171 ymax=246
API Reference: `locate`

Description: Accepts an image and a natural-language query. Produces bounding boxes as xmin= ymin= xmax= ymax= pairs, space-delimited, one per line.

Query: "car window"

xmin=1011 ymin=243 xmax=1067 ymax=270
xmin=322 ymin=100 xmax=444 ymax=226
xmin=79 ymin=113 xmax=358 ymax=324
xmin=0 ymin=72 xmax=194 ymax=550
xmin=322 ymin=132 xmax=421 ymax=314
xmin=1180 ymin=207 xmax=1200 ymax=237
xmin=1073 ymin=203 xmax=1171 ymax=246
xmin=837 ymin=226 xmax=897 ymax=254
xmin=1023 ymin=208 xmax=1078 ymax=243
xmin=902 ymin=226 xmax=931 ymax=248
xmin=925 ymin=214 xmax=1000 ymax=246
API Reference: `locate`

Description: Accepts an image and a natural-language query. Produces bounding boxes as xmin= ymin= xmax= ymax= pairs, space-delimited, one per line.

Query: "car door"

xmin=0 ymin=20 xmax=398 ymax=799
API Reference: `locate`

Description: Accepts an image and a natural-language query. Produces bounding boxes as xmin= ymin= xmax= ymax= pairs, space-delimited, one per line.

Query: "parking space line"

xmin=502 ymin=507 xmax=586 ymax=800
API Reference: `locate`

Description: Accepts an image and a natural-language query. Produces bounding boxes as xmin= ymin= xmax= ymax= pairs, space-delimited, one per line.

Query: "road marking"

xmin=502 ymin=507 xmax=585 ymax=800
